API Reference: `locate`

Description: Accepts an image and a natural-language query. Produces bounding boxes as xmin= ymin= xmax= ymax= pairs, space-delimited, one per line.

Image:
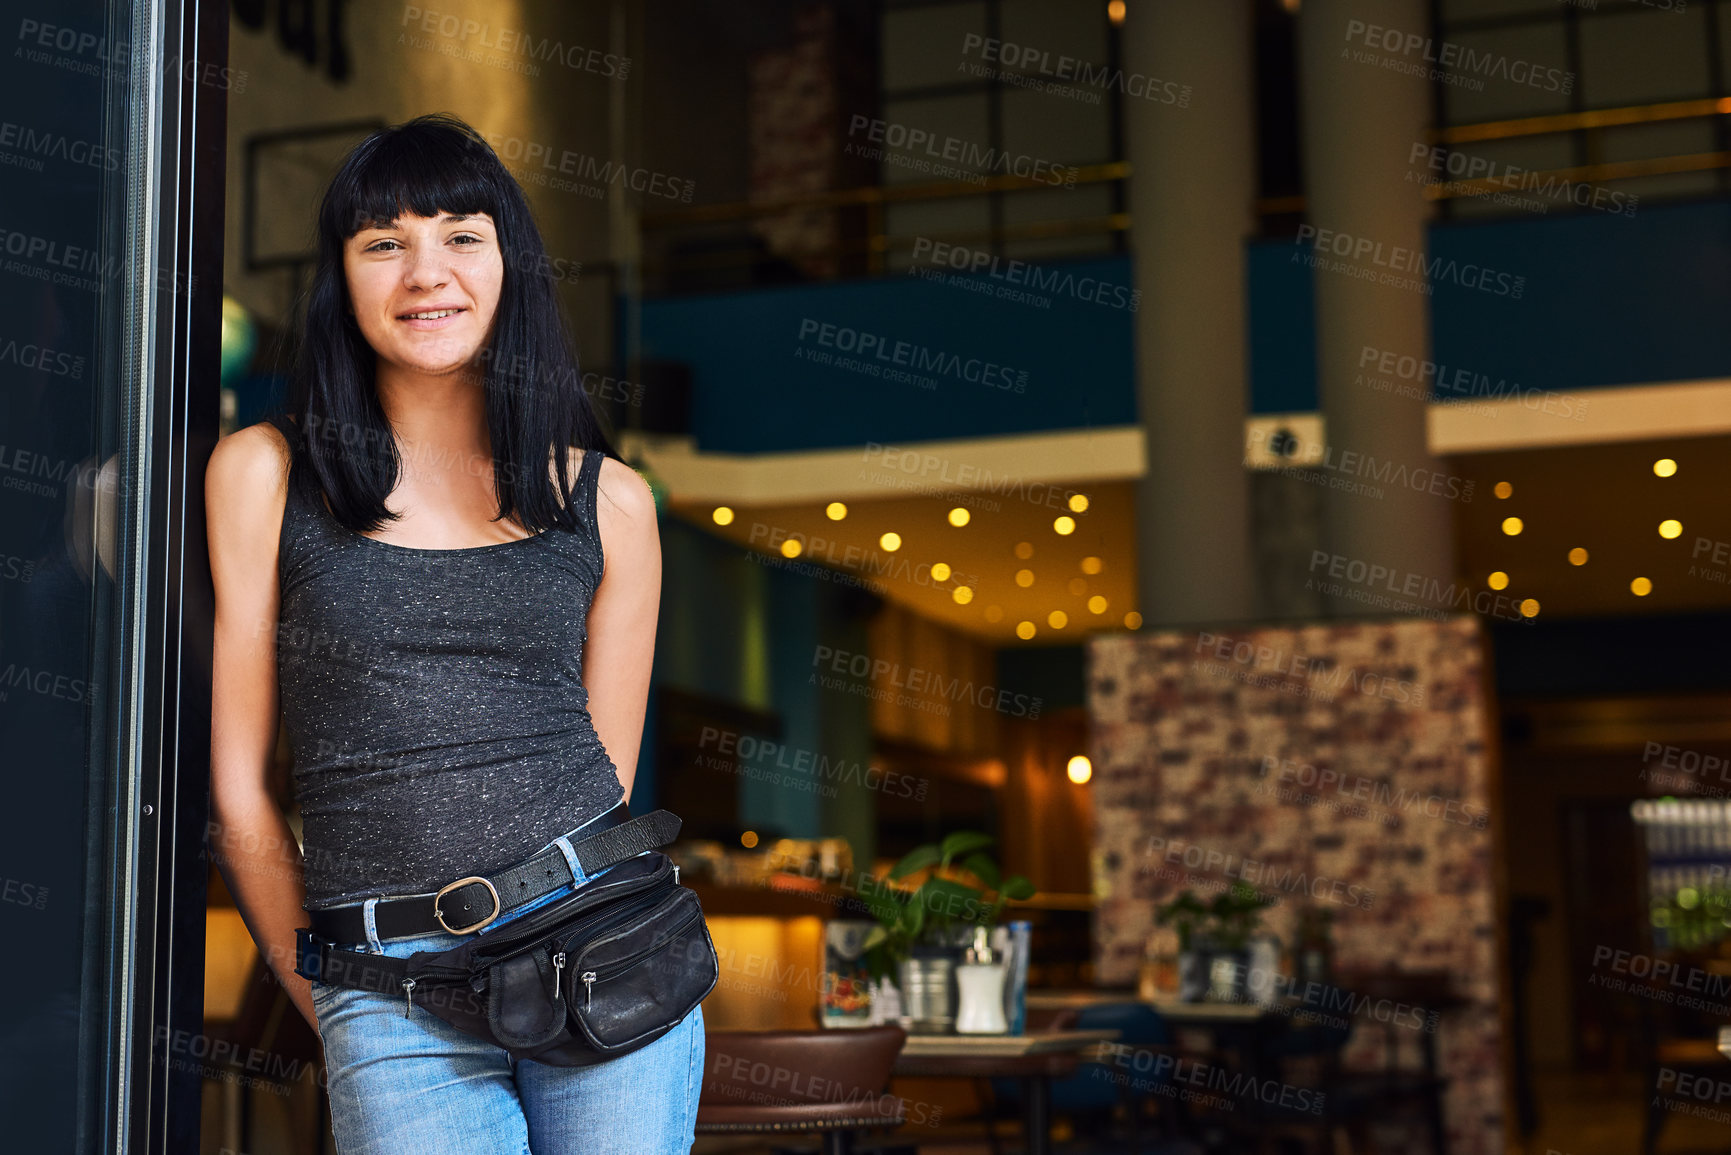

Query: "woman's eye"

xmin=365 ymin=239 xmax=401 ymax=253
xmin=451 ymin=233 xmax=483 ymax=246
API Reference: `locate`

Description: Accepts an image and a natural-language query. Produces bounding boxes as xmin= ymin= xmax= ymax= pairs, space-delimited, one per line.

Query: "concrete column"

xmin=1124 ymin=0 xmax=1257 ymax=630
xmin=1297 ymin=0 xmax=1455 ymax=608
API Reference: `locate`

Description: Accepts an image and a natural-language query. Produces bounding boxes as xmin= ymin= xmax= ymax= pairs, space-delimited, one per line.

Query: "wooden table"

xmin=1028 ymin=990 xmax=1274 ymax=1020
xmin=892 ymin=1030 xmax=1120 ymax=1155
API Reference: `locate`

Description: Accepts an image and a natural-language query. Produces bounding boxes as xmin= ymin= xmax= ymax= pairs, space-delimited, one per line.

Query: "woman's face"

xmin=342 ymin=211 xmax=504 ymax=379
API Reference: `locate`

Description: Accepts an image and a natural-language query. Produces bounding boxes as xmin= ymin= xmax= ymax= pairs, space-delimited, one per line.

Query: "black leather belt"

xmin=306 ymin=804 xmax=679 ymax=944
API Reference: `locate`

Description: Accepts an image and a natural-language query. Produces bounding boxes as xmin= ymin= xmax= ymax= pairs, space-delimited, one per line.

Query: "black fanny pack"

xmin=295 ymin=814 xmax=718 ymax=1067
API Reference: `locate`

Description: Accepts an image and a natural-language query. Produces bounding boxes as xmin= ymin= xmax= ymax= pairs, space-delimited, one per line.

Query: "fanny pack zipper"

xmin=568 ymin=904 xmax=704 ymax=1015
xmin=480 ymin=888 xmax=673 ymax=1006
xmin=473 ymin=863 xmax=672 ymax=967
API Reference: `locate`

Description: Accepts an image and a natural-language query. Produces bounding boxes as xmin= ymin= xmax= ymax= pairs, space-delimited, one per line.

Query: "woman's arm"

xmin=582 ymin=454 xmax=662 ymax=802
xmin=206 ymin=423 xmax=318 ymax=1029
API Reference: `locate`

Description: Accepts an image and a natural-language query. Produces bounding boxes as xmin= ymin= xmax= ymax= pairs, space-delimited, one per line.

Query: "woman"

xmin=205 ymin=114 xmax=698 ymax=1154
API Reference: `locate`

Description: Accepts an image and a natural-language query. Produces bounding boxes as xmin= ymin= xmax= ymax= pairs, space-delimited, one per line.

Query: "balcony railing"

xmin=638 ymin=99 xmax=1731 ymax=287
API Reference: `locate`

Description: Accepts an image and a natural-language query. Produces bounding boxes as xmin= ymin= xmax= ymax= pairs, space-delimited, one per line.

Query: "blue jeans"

xmin=312 ymin=930 xmax=704 ymax=1154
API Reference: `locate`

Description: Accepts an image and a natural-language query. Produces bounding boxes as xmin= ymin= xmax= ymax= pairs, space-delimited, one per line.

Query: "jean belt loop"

xmin=363 ymin=897 xmax=382 ymax=952
xmin=552 ymin=835 xmax=588 ymax=888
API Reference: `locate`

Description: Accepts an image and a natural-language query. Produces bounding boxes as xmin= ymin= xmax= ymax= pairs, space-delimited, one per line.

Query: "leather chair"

xmin=698 ymin=1025 xmax=908 ymax=1155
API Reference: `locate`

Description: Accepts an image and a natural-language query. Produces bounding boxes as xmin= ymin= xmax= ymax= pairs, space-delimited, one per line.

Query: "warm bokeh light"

xmin=1654 ymin=458 xmax=1678 ymax=478
xmin=1107 ymin=0 xmax=1126 ymax=25
xmin=948 ymin=507 xmax=971 ymax=527
xmin=1069 ymin=493 xmax=1090 ymax=513
xmin=1659 ymin=519 xmax=1683 ymax=539
xmin=1632 ymin=576 xmax=1653 ymax=596
xmin=1569 ymin=547 xmax=1588 ymax=566
xmin=1089 ymin=595 xmax=1108 ymax=614
xmin=1049 ymin=610 xmax=1068 ymax=629
xmin=1502 ymin=517 xmax=1523 ymax=536
xmin=1488 ymin=571 xmax=1509 ymax=590
xmin=952 ymin=585 xmax=974 ymax=605
xmin=879 ymin=532 xmax=902 ymax=552
xmin=712 ymin=506 xmax=734 ymax=526
xmin=1016 ymin=621 xmax=1037 ymax=640
xmin=1494 ymin=482 xmax=1513 ymax=499
xmin=1081 ymin=556 xmax=1103 ymax=575
xmin=1066 ymin=755 xmax=1093 ymax=784
xmin=1053 ymin=516 xmax=1076 ymax=535
xmin=1124 ymin=611 xmax=1143 ymax=629
xmin=1520 ymin=598 xmax=1540 ymax=618
xmin=780 ymin=539 xmax=803 ymax=559
xmin=740 ymin=831 xmax=759 ymax=849
xmin=825 ymin=502 xmax=848 ymax=520
xmin=931 ymin=562 xmax=952 ymax=582
xmin=1015 ymin=569 xmax=1035 ymax=588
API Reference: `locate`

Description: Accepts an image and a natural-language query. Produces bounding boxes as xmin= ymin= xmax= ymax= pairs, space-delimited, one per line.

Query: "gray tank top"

xmin=265 ymin=415 xmax=625 ymax=910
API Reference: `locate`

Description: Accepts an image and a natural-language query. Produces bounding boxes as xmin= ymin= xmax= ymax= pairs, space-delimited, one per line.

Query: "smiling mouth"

xmin=399 ymin=307 xmax=466 ymax=320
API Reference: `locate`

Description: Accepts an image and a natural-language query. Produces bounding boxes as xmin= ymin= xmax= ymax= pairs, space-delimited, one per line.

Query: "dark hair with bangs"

xmin=276 ymin=112 xmax=613 ymax=537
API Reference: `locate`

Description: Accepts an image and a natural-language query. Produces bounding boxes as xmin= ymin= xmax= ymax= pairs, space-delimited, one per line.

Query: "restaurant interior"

xmin=201 ymin=1 xmax=1731 ymax=1152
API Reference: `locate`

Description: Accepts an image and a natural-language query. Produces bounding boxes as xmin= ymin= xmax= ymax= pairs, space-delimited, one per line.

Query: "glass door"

xmin=0 ymin=0 xmax=225 ymax=1150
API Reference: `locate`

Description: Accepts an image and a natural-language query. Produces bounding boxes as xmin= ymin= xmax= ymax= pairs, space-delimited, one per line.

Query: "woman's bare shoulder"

xmin=556 ymin=447 xmax=654 ymax=519
xmin=207 ymin=420 xmax=291 ymax=533
xmin=594 ymin=455 xmax=654 ymax=519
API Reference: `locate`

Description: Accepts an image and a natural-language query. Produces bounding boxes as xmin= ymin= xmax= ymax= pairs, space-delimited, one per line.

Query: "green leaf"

xmin=938 ymin=831 xmax=995 ymax=866
xmin=1000 ymin=875 xmax=1036 ymax=901
xmin=960 ymin=852 xmax=1001 ymax=892
xmin=862 ymin=925 xmax=889 ymax=952
xmin=859 ymin=884 xmax=905 ymax=927
xmin=920 ymin=878 xmax=987 ymax=925
xmin=889 ymin=845 xmax=941 ymax=880
xmin=904 ymin=896 xmax=927 ymax=939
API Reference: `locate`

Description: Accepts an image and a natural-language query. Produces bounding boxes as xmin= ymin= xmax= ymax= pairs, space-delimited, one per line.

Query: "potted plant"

xmin=1205 ymin=882 xmax=1276 ymax=1002
xmin=861 ymin=831 xmax=1034 ymax=1033
xmin=1156 ymin=883 xmax=1275 ymax=1002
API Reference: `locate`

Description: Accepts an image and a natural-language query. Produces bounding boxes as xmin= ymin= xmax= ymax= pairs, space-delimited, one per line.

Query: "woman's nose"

xmin=402 ymin=247 xmax=451 ymax=291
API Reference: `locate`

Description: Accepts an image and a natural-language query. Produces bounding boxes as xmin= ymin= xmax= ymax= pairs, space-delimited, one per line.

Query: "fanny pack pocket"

xmin=403 ymin=852 xmax=718 ymax=1067
xmin=563 ymin=886 xmax=710 ymax=1053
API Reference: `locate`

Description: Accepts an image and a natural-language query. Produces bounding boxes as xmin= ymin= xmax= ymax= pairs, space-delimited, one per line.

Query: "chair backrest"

xmin=701 ymin=1025 xmax=908 ymax=1107
xmin=1071 ymin=1001 xmax=1173 ymax=1047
